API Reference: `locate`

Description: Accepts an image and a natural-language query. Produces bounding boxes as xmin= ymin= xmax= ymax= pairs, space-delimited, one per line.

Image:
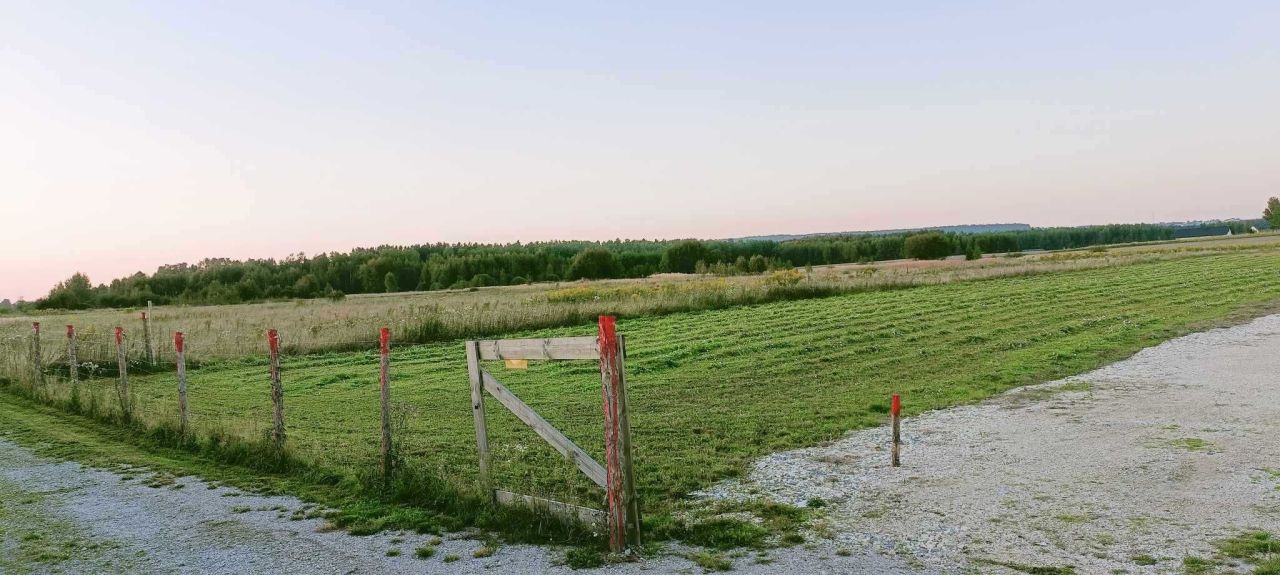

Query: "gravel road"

xmin=704 ymin=313 xmax=1280 ymax=574
xmin=5 ymin=315 xmax=1279 ymax=574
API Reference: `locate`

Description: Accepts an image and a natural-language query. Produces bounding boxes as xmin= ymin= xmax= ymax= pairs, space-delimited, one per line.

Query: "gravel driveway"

xmin=704 ymin=313 xmax=1280 ymax=574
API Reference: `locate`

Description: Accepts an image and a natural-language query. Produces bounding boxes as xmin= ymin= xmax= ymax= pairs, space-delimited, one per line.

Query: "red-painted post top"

xmin=267 ymin=329 xmax=279 ymax=353
xmin=379 ymin=327 xmax=390 ymax=355
xmin=32 ymin=321 xmax=40 ymax=332
xmin=174 ymin=332 xmax=185 ymax=353
xmin=115 ymin=327 xmax=123 ymax=345
xmin=891 ymin=393 xmax=901 ymax=417
xmin=598 ymin=315 xmax=618 ymax=347
xmin=141 ymin=312 xmax=147 ymax=320
xmin=66 ymin=325 xmax=75 ymax=337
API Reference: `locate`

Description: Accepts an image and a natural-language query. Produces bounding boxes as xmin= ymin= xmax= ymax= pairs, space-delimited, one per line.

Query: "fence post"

xmin=267 ymin=329 xmax=285 ymax=448
xmin=66 ymin=325 xmax=78 ymax=398
xmin=466 ymin=340 xmax=491 ymax=490
xmin=115 ymin=327 xmax=131 ymax=420
xmin=175 ymin=332 xmax=189 ymax=437
xmin=379 ymin=327 xmax=393 ymax=477
xmin=598 ymin=315 xmax=639 ymax=552
xmin=890 ymin=394 xmax=901 ymax=467
xmin=31 ymin=322 xmax=43 ymax=386
xmin=142 ymin=311 xmax=155 ymax=365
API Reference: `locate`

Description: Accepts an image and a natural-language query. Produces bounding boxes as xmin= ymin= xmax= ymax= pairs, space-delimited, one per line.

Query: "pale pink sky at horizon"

xmin=3 ymin=2 xmax=1279 ymax=302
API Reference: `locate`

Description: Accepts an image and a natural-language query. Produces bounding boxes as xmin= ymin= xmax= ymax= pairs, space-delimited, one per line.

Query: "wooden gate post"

xmin=466 ymin=340 xmax=491 ymax=489
xmin=115 ymin=327 xmax=132 ymax=420
xmin=31 ymin=322 xmax=43 ymax=385
xmin=598 ymin=315 xmax=639 ymax=551
xmin=890 ymin=393 xmax=901 ymax=467
xmin=66 ymin=325 xmax=78 ymax=391
xmin=379 ymin=327 xmax=393 ymax=477
xmin=142 ymin=312 xmax=155 ymax=365
xmin=175 ymin=332 xmax=189 ymax=437
xmin=267 ymin=329 xmax=285 ymax=448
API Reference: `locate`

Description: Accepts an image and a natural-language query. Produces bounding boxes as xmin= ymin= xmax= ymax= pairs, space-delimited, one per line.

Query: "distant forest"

xmin=32 ymin=221 xmax=1263 ymax=310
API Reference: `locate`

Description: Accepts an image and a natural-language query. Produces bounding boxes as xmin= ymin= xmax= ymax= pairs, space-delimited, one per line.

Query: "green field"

xmin=4 ymin=246 xmax=1280 ymax=547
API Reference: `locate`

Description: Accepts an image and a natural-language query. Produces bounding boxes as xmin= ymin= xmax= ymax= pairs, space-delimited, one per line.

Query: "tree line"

xmin=32 ymin=222 xmax=1261 ymax=310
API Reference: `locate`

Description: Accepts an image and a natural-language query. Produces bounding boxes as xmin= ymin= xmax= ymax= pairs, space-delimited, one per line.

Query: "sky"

xmin=2 ymin=1 xmax=1278 ymax=301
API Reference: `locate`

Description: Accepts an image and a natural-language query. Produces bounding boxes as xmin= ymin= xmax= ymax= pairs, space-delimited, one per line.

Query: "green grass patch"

xmin=689 ymin=550 xmax=733 ymax=572
xmin=976 ymin=558 xmax=1076 ymax=574
xmin=1131 ymin=554 xmax=1158 ymax=565
xmin=1169 ymin=438 xmax=1215 ymax=452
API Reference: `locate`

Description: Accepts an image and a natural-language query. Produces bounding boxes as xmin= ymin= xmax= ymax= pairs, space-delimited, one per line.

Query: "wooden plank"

xmin=494 ymin=490 xmax=606 ymax=529
xmin=476 ymin=336 xmax=598 ymax=361
xmin=466 ymin=341 xmax=491 ymax=487
xmin=480 ymin=370 xmax=608 ymax=489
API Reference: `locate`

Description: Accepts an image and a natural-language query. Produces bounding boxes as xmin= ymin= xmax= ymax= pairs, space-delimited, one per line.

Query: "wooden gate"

xmin=466 ymin=315 xmax=639 ymax=551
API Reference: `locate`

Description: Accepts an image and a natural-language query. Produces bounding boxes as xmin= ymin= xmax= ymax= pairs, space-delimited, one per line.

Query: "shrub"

xmin=764 ymin=269 xmax=803 ymax=287
xmin=566 ymin=248 xmax=622 ymax=280
xmin=661 ymin=240 xmax=709 ymax=273
xmin=904 ymin=233 xmax=953 ymax=260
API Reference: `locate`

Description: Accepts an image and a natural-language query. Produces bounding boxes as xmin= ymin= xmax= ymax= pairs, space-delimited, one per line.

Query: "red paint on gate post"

xmin=598 ymin=315 xmax=639 ymax=551
xmin=115 ymin=327 xmax=123 ymax=345
xmin=598 ymin=316 xmax=625 ymax=552
xmin=174 ymin=332 xmax=185 ymax=353
xmin=379 ymin=327 xmax=393 ymax=477
xmin=66 ymin=325 xmax=74 ymax=338
xmin=890 ymin=393 xmax=902 ymax=468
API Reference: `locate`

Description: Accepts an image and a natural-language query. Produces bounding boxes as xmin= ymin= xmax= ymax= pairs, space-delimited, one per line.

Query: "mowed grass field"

xmin=33 ymin=247 xmax=1280 ymax=525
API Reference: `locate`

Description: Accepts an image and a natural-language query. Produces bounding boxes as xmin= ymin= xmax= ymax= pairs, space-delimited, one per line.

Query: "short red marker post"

xmin=30 ymin=322 xmax=43 ymax=385
xmin=267 ymin=329 xmax=285 ymax=448
xmin=175 ymin=332 xmax=189 ymax=437
xmin=890 ymin=394 xmax=902 ymax=468
xmin=379 ymin=327 xmax=393 ymax=478
xmin=115 ymin=327 xmax=132 ymax=420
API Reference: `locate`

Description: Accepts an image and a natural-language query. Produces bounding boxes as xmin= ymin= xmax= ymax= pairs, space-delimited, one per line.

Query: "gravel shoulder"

xmin=704 ymin=313 xmax=1280 ymax=574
